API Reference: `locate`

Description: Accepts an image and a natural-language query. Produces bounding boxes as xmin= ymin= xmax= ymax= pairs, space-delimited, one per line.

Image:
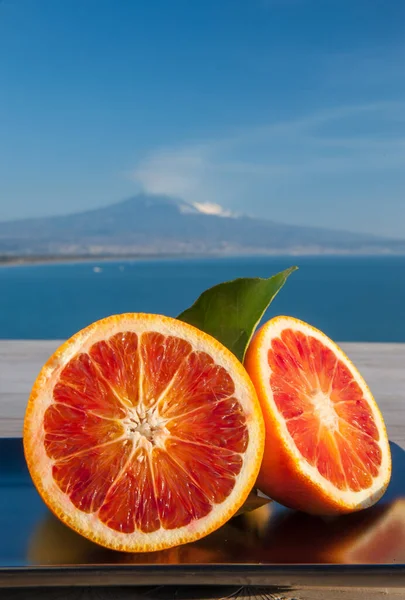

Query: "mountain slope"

xmin=0 ymin=194 xmax=403 ymax=256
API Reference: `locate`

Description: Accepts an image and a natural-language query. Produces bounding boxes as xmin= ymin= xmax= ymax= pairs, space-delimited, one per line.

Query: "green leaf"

xmin=177 ymin=266 xmax=297 ymax=362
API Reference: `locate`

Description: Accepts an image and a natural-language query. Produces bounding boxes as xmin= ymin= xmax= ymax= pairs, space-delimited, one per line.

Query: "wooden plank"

xmin=0 ymin=340 xmax=404 ymax=445
xmin=0 ymin=340 xmax=60 ymax=437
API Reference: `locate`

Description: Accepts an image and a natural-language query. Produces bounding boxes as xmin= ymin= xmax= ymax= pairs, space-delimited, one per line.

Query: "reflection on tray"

xmin=257 ymin=498 xmax=405 ymax=564
xmin=28 ymin=498 xmax=405 ymax=565
xmin=28 ymin=504 xmax=273 ymax=565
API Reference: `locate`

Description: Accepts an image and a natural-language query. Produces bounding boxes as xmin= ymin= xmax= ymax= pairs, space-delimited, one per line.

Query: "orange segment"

xmin=152 ymin=448 xmax=212 ymax=529
xmin=99 ymin=447 xmax=160 ymax=534
xmin=159 ymin=350 xmax=235 ymax=418
xmin=89 ymin=332 xmax=140 ymax=407
xmin=285 ymin=412 xmax=320 ymax=465
xmin=54 ymin=353 xmax=126 ymax=418
xmin=43 ymin=404 xmax=124 ymax=460
xmin=166 ymin=439 xmax=244 ymax=504
xmin=52 ymin=440 xmax=133 ymax=513
xmin=335 ymin=431 xmax=374 ymax=491
xmin=140 ymin=332 xmax=192 ymax=408
xmin=166 ymin=397 xmax=249 ymax=453
xmin=333 ymin=395 xmax=380 ymax=440
xmin=245 ymin=315 xmax=391 ymax=515
xmin=24 ymin=313 xmax=264 ymax=552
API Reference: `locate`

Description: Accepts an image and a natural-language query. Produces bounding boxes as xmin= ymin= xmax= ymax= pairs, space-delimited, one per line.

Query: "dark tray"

xmin=1 ymin=438 xmax=405 ymax=589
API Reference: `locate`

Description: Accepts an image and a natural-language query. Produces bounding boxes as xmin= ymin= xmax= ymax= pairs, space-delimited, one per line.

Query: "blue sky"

xmin=0 ymin=0 xmax=404 ymax=237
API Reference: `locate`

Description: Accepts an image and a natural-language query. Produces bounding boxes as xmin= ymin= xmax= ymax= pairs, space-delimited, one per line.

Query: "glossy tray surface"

xmin=1 ymin=438 xmax=405 ymax=587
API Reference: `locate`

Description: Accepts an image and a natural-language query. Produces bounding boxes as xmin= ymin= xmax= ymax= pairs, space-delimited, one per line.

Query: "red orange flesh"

xmin=24 ymin=313 xmax=265 ymax=551
xmin=245 ymin=316 xmax=391 ymax=515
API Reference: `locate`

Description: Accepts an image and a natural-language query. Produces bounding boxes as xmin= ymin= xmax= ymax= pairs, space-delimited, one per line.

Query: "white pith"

xmin=258 ymin=316 xmax=391 ymax=507
xmin=24 ymin=313 xmax=264 ymax=550
xmin=122 ymin=404 xmax=170 ymax=449
xmin=310 ymin=390 xmax=339 ymax=430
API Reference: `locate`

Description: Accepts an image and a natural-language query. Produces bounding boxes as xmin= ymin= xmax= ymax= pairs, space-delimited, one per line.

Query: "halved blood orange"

xmin=24 ymin=313 xmax=265 ymax=552
xmin=244 ymin=316 xmax=391 ymax=515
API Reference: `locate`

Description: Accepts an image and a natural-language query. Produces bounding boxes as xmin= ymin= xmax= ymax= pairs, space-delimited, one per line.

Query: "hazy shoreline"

xmin=1 ymin=253 xmax=253 ymax=268
xmin=1 ymin=250 xmax=405 ymax=268
xmin=0 ymin=254 xmax=202 ymax=268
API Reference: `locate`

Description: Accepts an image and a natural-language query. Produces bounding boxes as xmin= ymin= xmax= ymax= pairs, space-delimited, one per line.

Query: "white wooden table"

xmin=1 ymin=341 xmax=404 ymax=446
xmin=1 ymin=340 xmax=405 ymax=600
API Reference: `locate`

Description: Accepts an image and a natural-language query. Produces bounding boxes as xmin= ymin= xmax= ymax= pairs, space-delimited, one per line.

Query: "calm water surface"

xmin=0 ymin=255 xmax=404 ymax=342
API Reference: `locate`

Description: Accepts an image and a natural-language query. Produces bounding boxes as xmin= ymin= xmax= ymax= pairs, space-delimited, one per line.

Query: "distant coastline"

xmin=1 ymin=248 xmax=405 ymax=268
xmin=0 ymin=253 xmax=197 ymax=268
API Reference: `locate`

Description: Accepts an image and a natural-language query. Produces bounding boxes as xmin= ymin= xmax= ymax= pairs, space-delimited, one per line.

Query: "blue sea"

xmin=0 ymin=256 xmax=404 ymax=342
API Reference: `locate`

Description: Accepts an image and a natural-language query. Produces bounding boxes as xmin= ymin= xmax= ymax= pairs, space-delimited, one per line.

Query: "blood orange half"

xmin=24 ymin=313 xmax=265 ymax=552
xmin=245 ymin=316 xmax=391 ymax=515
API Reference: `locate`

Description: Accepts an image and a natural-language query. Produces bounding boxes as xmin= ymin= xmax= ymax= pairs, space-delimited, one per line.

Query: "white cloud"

xmin=128 ymin=101 xmax=405 ymax=234
xmin=131 ymin=146 xmax=208 ymax=199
